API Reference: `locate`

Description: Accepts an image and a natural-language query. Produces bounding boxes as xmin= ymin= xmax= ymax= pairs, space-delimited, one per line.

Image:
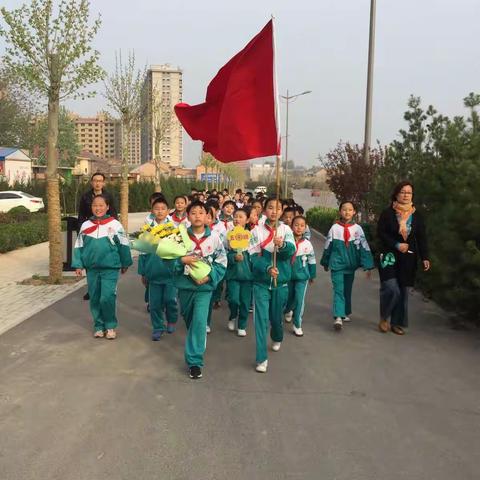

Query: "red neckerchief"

xmin=188 ymin=231 xmax=209 ymax=255
xmin=260 ymin=222 xmax=275 ymax=250
xmin=291 ymin=238 xmax=305 ymax=264
xmin=248 ymin=221 xmax=258 ymax=231
xmin=220 ymin=214 xmax=233 ymax=230
xmin=171 ymin=212 xmax=186 ymax=223
xmin=83 ymin=216 xmax=115 ymax=235
xmin=336 ymin=221 xmax=353 ymax=247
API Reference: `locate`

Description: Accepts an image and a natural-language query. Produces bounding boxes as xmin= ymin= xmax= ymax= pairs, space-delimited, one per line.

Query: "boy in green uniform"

xmin=174 ymin=201 xmax=227 ymax=379
xmin=74 ymin=195 xmax=132 ymax=339
xmin=249 ymin=198 xmax=296 ymax=373
xmin=138 ymin=197 xmax=178 ymax=340
xmin=225 ymin=208 xmax=253 ymax=336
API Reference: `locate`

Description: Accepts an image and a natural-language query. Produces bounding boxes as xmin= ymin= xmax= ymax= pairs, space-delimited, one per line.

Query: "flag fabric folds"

xmin=174 ymin=20 xmax=280 ymax=163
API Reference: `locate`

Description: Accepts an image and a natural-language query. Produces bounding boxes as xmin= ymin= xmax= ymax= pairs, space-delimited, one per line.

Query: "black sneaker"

xmin=189 ymin=366 xmax=202 ymax=379
xmin=83 ymin=292 xmax=90 ymax=301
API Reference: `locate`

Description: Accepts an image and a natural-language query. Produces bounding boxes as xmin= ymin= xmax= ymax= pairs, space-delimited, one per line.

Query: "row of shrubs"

xmin=0 ymin=208 xmax=49 ymax=253
xmin=305 ymin=207 xmax=338 ymax=236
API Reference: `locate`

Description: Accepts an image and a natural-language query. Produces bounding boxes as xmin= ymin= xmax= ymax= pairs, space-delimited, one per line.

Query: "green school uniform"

xmin=285 ymin=238 xmax=317 ymax=328
xmin=173 ymin=226 xmax=227 ymax=367
xmin=249 ymin=221 xmax=296 ymax=363
xmin=226 ymin=247 xmax=253 ymax=330
xmin=73 ymin=215 xmax=132 ymax=331
xmin=320 ymin=222 xmax=374 ymax=318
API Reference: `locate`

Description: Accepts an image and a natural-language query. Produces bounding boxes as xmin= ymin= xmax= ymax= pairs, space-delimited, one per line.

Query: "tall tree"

xmin=104 ymin=51 xmax=145 ymax=232
xmin=30 ymin=107 xmax=80 ymax=166
xmin=0 ymin=0 xmax=104 ymax=282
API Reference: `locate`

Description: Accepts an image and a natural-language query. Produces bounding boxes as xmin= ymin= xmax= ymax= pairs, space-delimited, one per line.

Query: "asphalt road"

xmin=1 ymin=230 xmax=479 ymax=480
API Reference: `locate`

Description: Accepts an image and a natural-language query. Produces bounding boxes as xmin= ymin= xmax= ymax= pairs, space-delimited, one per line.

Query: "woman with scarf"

xmin=377 ymin=181 xmax=430 ymax=335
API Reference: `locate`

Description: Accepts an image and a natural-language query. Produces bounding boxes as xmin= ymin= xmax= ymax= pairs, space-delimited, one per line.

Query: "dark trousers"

xmin=380 ymin=278 xmax=409 ymax=327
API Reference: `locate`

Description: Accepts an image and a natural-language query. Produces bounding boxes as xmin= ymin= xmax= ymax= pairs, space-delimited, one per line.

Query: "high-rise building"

xmin=73 ymin=112 xmax=141 ymax=166
xmin=141 ymin=64 xmax=183 ymax=167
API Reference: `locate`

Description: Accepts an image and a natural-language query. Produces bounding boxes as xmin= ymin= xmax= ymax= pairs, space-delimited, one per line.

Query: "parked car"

xmin=311 ymin=189 xmax=321 ymax=197
xmin=0 ymin=191 xmax=45 ymax=213
xmin=254 ymin=185 xmax=268 ymax=195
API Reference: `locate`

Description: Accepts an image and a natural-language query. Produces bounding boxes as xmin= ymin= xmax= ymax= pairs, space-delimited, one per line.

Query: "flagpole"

xmin=271 ymin=14 xmax=282 ymax=287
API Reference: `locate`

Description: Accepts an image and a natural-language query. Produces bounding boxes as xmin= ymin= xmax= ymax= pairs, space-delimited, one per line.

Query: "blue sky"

xmin=1 ymin=0 xmax=479 ymax=167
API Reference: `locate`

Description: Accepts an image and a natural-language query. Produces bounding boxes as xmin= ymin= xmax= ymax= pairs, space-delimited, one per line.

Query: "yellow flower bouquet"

xmin=132 ymin=222 xmax=193 ymax=259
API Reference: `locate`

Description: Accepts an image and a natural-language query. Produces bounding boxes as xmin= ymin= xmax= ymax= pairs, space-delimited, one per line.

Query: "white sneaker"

xmin=255 ymin=360 xmax=268 ymax=373
xmin=272 ymin=342 xmax=281 ymax=352
xmin=284 ymin=311 xmax=293 ymax=323
xmin=237 ymin=329 xmax=247 ymax=337
xmin=293 ymin=325 xmax=304 ymax=337
xmin=343 ymin=316 xmax=351 ymax=323
xmin=206 ymin=325 xmax=211 ymax=334
xmin=334 ymin=317 xmax=343 ymax=331
xmin=227 ymin=319 xmax=235 ymax=331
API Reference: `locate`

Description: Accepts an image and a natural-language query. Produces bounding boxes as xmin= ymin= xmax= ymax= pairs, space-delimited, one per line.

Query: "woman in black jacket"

xmin=377 ymin=181 xmax=430 ymax=335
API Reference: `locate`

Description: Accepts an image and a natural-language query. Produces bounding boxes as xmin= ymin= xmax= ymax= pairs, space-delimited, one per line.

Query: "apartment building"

xmin=141 ymin=64 xmax=183 ymax=166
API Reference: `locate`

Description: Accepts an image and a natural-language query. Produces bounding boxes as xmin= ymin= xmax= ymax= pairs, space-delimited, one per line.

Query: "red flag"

xmin=175 ymin=20 xmax=280 ymax=163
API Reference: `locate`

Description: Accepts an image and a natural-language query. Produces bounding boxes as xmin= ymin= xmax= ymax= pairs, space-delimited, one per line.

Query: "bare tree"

xmin=0 ymin=0 xmax=104 ymax=282
xmin=149 ymin=88 xmax=178 ymax=190
xmin=104 ymin=50 xmax=145 ymax=231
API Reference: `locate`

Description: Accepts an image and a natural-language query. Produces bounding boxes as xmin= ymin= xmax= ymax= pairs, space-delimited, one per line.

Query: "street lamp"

xmin=280 ymin=89 xmax=312 ymax=197
xmin=364 ymin=0 xmax=376 ymax=165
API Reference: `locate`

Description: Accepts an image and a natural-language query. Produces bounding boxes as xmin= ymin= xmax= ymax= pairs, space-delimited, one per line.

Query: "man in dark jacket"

xmin=77 ymin=172 xmax=117 ymax=229
xmin=77 ymin=172 xmax=118 ymax=300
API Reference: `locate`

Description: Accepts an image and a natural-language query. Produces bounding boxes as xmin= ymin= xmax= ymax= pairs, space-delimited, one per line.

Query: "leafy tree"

xmin=370 ymin=95 xmax=480 ymax=322
xmin=30 ymin=107 xmax=80 ymax=166
xmin=0 ymin=65 xmax=37 ymax=147
xmin=104 ymin=51 xmax=145 ymax=232
xmin=0 ymin=0 xmax=104 ymax=282
xmin=320 ymin=142 xmax=385 ymax=214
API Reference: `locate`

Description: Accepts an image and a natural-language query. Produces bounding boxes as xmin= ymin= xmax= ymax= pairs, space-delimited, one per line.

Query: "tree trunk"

xmin=205 ymin=166 xmax=209 ymax=191
xmin=46 ymin=94 xmax=62 ymax=283
xmin=154 ymin=157 xmax=161 ymax=191
xmin=120 ymin=122 xmax=129 ymax=232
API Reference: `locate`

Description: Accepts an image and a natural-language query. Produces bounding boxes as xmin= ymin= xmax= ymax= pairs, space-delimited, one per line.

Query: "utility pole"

xmin=280 ymin=90 xmax=312 ymax=197
xmin=363 ymin=0 xmax=376 ymax=165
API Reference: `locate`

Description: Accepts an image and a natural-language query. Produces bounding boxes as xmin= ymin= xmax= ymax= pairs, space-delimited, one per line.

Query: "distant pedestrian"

xmin=73 ymin=195 xmax=132 ymax=340
xmin=320 ymin=201 xmax=374 ymax=331
xmin=377 ymin=181 xmax=430 ymax=335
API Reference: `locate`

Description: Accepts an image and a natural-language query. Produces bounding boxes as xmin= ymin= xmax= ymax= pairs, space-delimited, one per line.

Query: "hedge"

xmin=306 ymin=206 xmax=338 ymax=236
xmin=0 ymin=213 xmax=49 ymax=253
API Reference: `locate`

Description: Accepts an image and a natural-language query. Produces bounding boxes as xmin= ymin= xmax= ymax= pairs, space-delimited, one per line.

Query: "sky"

xmin=1 ymin=0 xmax=480 ymax=167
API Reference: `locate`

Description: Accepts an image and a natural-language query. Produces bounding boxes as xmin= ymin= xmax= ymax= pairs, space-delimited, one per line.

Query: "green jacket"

xmin=173 ymin=226 xmax=227 ymax=292
xmin=226 ymin=248 xmax=253 ymax=282
xmin=249 ymin=221 xmax=296 ymax=287
xmin=291 ymin=238 xmax=317 ymax=281
xmin=73 ymin=216 xmax=132 ymax=270
xmin=320 ymin=222 xmax=374 ymax=273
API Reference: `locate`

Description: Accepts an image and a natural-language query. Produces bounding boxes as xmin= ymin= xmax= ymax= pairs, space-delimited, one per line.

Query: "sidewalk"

xmin=0 ymin=212 xmax=148 ymax=336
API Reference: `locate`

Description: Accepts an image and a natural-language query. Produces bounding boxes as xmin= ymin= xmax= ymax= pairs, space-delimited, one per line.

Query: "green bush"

xmin=306 ymin=207 xmax=338 ymax=235
xmin=0 ymin=214 xmax=49 ymax=253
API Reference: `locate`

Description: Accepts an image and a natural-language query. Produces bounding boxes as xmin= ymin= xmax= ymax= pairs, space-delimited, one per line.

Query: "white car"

xmin=254 ymin=185 xmax=267 ymax=195
xmin=0 ymin=191 xmax=45 ymax=213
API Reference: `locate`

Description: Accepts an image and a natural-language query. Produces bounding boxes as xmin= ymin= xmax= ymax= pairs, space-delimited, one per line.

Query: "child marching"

xmin=225 ymin=208 xmax=253 ymax=337
xmin=138 ymin=197 xmax=178 ymax=340
xmin=73 ymin=194 xmax=132 ymax=339
xmin=249 ymin=197 xmax=296 ymax=373
xmin=320 ymin=201 xmax=374 ymax=331
xmin=284 ymin=216 xmax=316 ymax=337
xmin=174 ymin=200 xmax=227 ymax=379
xmin=171 ymin=195 xmax=189 ymax=227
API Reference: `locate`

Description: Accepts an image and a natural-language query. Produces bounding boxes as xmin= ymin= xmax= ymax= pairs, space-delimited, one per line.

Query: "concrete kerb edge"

xmin=310 ymin=227 xmax=327 ymax=240
xmin=0 ymin=277 xmax=87 ymax=337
